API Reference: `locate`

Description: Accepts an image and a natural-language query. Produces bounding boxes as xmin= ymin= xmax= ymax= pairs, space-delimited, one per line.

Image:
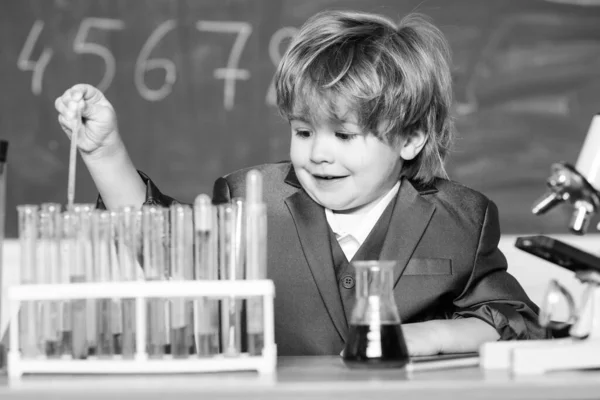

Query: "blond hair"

xmin=275 ymin=10 xmax=454 ymax=183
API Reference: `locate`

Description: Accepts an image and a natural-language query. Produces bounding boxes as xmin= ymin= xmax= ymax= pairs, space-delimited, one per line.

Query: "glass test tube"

xmin=193 ymin=194 xmax=220 ymax=356
xmin=92 ymin=210 xmax=115 ymax=357
xmin=219 ymin=201 xmax=244 ymax=356
xmin=107 ymin=211 xmax=124 ymax=355
xmin=73 ymin=204 xmax=96 ymax=356
xmin=63 ymin=211 xmax=87 ymax=359
xmin=245 ymin=170 xmax=268 ymax=355
xmin=0 ymin=141 xmax=7 ymax=368
xmin=116 ymin=206 xmax=139 ymax=358
xmin=142 ymin=205 xmax=169 ymax=357
xmin=57 ymin=211 xmax=73 ymax=355
xmin=169 ymin=204 xmax=194 ymax=358
xmin=38 ymin=203 xmax=62 ymax=357
xmin=17 ymin=205 xmax=41 ymax=358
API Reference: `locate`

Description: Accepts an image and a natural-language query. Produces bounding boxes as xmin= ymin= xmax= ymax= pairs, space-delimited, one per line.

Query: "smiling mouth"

xmin=313 ymin=175 xmax=347 ymax=180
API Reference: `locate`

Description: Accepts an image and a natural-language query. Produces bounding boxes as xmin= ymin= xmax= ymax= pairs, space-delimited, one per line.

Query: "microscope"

xmin=481 ymin=114 xmax=600 ymax=374
xmin=531 ymin=114 xmax=600 ymax=235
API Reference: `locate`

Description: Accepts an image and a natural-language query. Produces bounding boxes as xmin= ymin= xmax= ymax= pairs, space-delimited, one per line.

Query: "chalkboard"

xmin=1 ymin=0 xmax=600 ymax=237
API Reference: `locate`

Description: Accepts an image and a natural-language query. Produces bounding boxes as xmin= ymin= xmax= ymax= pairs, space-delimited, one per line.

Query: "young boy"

xmin=55 ymin=10 xmax=546 ymax=356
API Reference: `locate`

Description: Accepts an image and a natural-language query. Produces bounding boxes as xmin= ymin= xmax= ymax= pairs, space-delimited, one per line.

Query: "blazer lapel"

xmin=380 ymin=178 xmax=436 ymax=286
xmin=284 ymin=177 xmax=348 ymax=342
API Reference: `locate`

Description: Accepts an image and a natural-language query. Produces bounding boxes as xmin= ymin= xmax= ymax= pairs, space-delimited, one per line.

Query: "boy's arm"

xmin=450 ymin=199 xmax=547 ymax=342
xmin=402 ymin=199 xmax=545 ymax=356
xmin=83 ymin=136 xmax=147 ymax=210
xmin=402 ymin=318 xmax=498 ymax=355
xmin=89 ymin=138 xmax=181 ymax=210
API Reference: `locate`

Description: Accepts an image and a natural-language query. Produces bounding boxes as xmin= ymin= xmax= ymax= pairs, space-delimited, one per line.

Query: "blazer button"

xmin=341 ymin=275 xmax=355 ymax=289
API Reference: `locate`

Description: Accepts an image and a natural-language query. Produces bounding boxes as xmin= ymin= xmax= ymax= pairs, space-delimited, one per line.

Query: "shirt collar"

xmin=325 ymin=181 xmax=400 ymax=245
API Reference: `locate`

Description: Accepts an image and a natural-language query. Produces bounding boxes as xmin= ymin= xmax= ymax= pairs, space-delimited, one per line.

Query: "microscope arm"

xmin=532 ymin=114 xmax=600 ymax=234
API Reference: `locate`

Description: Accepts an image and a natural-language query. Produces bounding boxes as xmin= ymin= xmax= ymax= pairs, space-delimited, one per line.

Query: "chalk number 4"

xmin=17 ymin=20 xmax=53 ymax=96
xmin=18 ymin=19 xmax=125 ymax=95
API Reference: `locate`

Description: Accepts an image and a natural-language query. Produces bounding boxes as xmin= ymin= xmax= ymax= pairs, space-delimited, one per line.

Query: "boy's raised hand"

xmin=55 ymin=84 xmax=119 ymax=157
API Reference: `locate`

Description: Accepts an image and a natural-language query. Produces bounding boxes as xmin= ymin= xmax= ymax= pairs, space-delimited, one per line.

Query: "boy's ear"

xmin=398 ymin=130 xmax=428 ymax=160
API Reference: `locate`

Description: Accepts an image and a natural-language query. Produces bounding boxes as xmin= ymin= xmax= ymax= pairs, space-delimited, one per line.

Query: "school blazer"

xmin=134 ymin=162 xmax=545 ymax=356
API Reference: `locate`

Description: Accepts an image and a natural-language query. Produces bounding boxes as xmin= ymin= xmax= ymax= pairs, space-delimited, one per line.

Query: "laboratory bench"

xmin=1 ymin=356 xmax=600 ymax=400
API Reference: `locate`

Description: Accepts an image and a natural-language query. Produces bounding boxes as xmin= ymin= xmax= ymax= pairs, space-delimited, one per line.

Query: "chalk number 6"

xmin=135 ymin=20 xmax=178 ymax=102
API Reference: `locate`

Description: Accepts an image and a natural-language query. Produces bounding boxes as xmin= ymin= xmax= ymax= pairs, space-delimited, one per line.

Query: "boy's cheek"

xmin=289 ymin=146 xmax=301 ymax=163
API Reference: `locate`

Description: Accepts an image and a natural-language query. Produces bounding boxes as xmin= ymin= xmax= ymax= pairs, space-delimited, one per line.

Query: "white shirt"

xmin=325 ymin=181 xmax=400 ymax=261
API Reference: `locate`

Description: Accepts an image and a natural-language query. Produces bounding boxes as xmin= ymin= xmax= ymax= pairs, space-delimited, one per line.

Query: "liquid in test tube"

xmin=0 ymin=141 xmax=7 ymax=367
xmin=193 ymin=195 xmax=219 ymax=356
xmin=245 ymin=170 xmax=268 ymax=356
xmin=108 ymin=211 xmax=124 ymax=355
xmin=142 ymin=205 xmax=168 ymax=358
xmin=169 ymin=204 xmax=194 ymax=358
xmin=57 ymin=211 xmax=73 ymax=355
xmin=92 ymin=210 xmax=115 ymax=357
xmin=116 ymin=206 xmax=138 ymax=358
xmin=39 ymin=204 xmax=62 ymax=357
xmin=17 ymin=205 xmax=41 ymax=358
xmin=61 ymin=211 xmax=87 ymax=359
xmin=39 ymin=204 xmax=62 ymax=356
xmin=73 ymin=204 xmax=96 ymax=357
xmin=232 ymin=199 xmax=245 ymax=354
xmin=218 ymin=202 xmax=244 ymax=356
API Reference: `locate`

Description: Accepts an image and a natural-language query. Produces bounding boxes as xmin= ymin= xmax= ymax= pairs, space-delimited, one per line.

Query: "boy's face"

xmin=289 ymin=108 xmax=407 ymax=213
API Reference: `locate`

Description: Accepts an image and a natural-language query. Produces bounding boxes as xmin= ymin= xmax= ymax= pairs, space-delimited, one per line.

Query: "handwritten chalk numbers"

xmin=196 ymin=21 xmax=252 ymax=111
xmin=266 ymin=27 xmax=298 ymax=106
xmin=73 ymin=18 xmax=126 ymax=92
xmin=135 ymin=20 xmax=178 ymax=102
xmin=17 ymin=19 xmax=297 ymax=107
xmin=17 ymin=20 xmax=54 ymax=96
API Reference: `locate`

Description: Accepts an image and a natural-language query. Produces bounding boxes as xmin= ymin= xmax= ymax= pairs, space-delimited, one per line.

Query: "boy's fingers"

xmin=80 ymin=101 xmax=96 ymax=120
xmin=69 ymin=83 xmax=103 ymax=103
xmin=62 ymin=101 xmax=78 ymax=120
xmin=81 ymin=101 xmax=110 ymax=123
xmin=56 ymin=94 xmax=72 ymax=111
xmin=54 ymin=97 xmax=65 ymax=113
xmin=56 ymin=93 xmax=80 ymax=114
xmin=57 ymin=115 xmax=73 ymax=138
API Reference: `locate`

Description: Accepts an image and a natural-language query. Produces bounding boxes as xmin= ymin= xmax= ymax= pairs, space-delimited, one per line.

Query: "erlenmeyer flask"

xmin=342 ymin=260 xmax=409 ymax=368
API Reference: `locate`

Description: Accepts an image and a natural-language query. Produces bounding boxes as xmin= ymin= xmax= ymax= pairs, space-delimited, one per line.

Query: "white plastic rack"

xmin=7 ymin=280 xmax=276 ymax=379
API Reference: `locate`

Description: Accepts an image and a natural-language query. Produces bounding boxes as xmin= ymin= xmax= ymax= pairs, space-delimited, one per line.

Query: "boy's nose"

xmin=309 ymin=135 xmax=334 ymax=164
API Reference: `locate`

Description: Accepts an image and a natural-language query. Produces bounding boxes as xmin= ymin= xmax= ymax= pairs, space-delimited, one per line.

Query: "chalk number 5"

xmin=73 ymin=18 xmax=125 ymax=92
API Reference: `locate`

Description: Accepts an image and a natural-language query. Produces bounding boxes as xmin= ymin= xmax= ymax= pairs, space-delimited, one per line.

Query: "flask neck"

xmin=351 ymin=263 xmax=400 ymax=325
xmin=355 ymin=266 xmax=394 ymax=299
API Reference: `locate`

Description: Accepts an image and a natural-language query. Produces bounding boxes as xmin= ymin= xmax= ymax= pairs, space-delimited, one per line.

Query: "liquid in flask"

xmin=342 ymin=260 xmax=409 ymax=369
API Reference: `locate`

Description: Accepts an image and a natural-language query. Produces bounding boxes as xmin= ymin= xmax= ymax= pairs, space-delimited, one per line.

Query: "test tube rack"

xmin=6 ymin=279 xmax=276 ymax=379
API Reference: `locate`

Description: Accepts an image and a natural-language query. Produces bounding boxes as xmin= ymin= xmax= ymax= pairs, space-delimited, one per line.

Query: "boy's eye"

xmin=335 ymin=132 xmax=357 ymax=141
xmin=295 ymin=129 xmax=311 ymax=138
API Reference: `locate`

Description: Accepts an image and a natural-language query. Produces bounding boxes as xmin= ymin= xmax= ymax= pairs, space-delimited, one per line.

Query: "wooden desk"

xmin=1 ymin=356 xmax=599 ymax=400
